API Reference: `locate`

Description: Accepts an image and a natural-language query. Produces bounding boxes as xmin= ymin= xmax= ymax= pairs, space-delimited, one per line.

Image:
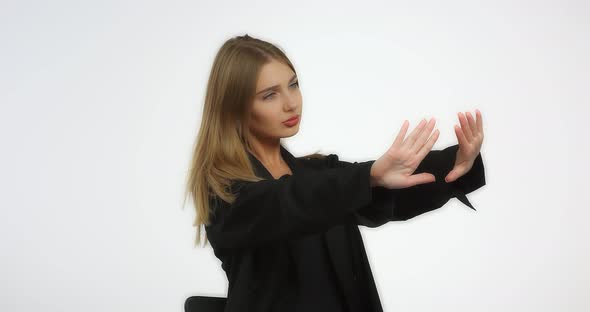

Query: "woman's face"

xmin=247 ymin=59 xmax=302 ymax=141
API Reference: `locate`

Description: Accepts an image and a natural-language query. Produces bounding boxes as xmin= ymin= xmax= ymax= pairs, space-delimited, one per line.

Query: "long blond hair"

xmin=183 ymin=34 xmax=324 ymax=248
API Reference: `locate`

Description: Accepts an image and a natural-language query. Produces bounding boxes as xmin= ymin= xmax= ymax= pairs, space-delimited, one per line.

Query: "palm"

xmin=371 ymin=117 xmax=439 ymax=189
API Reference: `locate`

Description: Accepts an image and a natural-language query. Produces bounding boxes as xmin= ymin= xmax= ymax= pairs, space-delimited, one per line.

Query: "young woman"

xmin=184 ymin=34 xmax=486 ymax=312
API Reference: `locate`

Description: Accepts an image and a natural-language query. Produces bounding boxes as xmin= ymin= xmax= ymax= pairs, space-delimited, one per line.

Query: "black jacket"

xmin=205 ymin=144 xmax=486 ymax=311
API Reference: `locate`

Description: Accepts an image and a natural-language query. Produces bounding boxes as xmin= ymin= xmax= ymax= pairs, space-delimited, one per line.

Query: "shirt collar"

xmin=246 ymin=144 xmax=299 ymax=179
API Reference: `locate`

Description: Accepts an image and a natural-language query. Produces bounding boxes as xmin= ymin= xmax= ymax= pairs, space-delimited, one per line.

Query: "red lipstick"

xmin=283 ymin=115 xmax=300 ymax=127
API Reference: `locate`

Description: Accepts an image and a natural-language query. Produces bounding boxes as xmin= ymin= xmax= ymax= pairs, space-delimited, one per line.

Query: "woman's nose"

xmin=284 ymin=94 xmax=298 ymax=110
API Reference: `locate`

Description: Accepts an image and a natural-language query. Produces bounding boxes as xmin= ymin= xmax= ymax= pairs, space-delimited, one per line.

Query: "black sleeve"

xmin=205 ymin=161 xmax=375 ymax=250
xmin=320 ymin=144 xmax=486 ymax=226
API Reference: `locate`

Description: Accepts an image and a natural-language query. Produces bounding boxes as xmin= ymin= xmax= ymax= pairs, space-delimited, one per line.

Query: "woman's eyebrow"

xmin=256 ymin=74 xmax=298 ymax=95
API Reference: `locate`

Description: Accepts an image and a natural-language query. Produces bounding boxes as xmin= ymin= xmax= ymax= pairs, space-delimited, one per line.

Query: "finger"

xmin=408 ymin=172 xmax=436 ymax=186
xmin=445 ymin=170 xmax=455 ymax=182
xmin=416 ymin=128 xmax=439 ymax=162
xmin=454 ymin=123 xmax=467 ymax=148
xmin=475 ymin=109 xmax=483 ymax=135
xmin=445 ymin=167 xmax=463 ymax=183
xmin=403 ymin=118 xmax=427 ymax=150
xmin=391 ymin=120 xmax=410 ymax=150
xmin=466 ymin=111 xmax=477 ymax=136
xmin=410 ymin=117 xmax=436 ymax=154
xmin=458 ymin=112 xmax=473 ymax=142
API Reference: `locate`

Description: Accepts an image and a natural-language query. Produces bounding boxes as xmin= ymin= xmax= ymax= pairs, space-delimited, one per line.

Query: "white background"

xmin=1 ymin=0 xmax=588 ymax=311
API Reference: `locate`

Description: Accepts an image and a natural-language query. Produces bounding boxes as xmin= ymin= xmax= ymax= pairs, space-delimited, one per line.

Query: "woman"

xmin=184 ymin=34 xmax=486 ymax=312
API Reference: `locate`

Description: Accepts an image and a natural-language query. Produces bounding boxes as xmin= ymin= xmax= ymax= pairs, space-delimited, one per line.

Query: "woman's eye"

xmin=263 ymin=82 xmax=299 ymax=100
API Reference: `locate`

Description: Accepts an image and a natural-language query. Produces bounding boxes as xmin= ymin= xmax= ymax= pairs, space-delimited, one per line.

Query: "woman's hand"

xmin=444 ymin=110 xmax=484 ymax=183
xmin=370 ymin=117 xmax=440 ymax=189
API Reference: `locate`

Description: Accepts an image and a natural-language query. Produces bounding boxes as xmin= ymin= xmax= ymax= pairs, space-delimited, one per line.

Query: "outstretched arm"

xmin=307 ymin=143 xmax=485 ymax=227
xmin=357 ymin=110 xmax=486 ymax=226
xmin=205 ymin=160 xmax=375 ymax=250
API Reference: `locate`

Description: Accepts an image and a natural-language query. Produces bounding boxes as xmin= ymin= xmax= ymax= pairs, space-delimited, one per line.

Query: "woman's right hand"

xmin=370 ymin=117 xmax=440 ymax=189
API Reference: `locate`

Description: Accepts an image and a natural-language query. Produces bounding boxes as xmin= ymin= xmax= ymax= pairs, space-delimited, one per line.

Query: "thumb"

xmin=408 ymin=172 xmax=436 ymax=186
xmin=445 ymin=169 xmax=459 ymax=183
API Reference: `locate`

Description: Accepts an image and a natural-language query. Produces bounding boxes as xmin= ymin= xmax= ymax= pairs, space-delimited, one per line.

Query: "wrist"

xmin=369 ymin=162 xmax=380 ymax=187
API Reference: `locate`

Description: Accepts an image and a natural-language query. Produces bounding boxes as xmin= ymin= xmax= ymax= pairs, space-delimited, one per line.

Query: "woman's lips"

xmin=283 ymin=115 xmax=300 ymax=127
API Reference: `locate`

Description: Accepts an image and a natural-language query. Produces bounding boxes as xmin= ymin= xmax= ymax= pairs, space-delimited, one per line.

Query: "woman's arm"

xmin=316 ymin=144 xmax=485 ymax=227
xmin=205 ymin=161 xmax=375 ymax=250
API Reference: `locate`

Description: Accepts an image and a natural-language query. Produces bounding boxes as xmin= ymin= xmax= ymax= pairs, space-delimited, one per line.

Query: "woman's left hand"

xmin=445 ymin=109 xmax=485 ymax=183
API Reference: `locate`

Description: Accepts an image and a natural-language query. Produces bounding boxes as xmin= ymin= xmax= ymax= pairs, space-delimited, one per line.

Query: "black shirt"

xmin=205 ymin=144 xmax=485 ymax=311
xmin=290 ymin=231 xmax=349 ymax=312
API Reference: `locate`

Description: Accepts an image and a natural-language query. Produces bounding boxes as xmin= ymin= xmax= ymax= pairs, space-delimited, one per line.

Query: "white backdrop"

xmin=1 ymin=0 xmax=588 ymax=311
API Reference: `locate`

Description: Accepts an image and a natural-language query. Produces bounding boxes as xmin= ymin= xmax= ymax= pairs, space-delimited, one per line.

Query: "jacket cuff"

xmin=445 ymin=147 xmax=486 ymax=211
xmin=357 ymin=160 xmax=376 ymax=206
